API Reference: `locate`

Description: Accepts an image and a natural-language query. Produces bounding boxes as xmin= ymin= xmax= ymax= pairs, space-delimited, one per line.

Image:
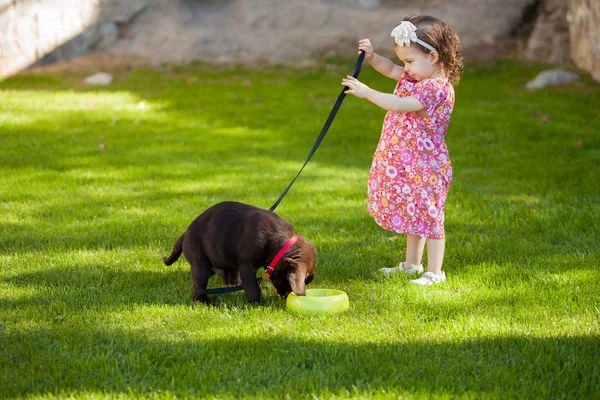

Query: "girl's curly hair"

xmin=400 ymin=14 xmax=463 ymax=85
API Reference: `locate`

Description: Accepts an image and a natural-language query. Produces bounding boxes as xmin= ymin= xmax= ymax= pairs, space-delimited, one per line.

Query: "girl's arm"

xmin=369 ymin=53 xmax=405 ymax=81
xmin=341 ymin=75 xmax=423 ymax=113
xmin=365 ymin=89 xmax=423 ymax=113
xmin=359 ymin=39 xmax=404 ymax=81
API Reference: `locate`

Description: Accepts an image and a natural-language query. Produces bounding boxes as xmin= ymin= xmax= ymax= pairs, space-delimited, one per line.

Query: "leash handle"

xmin=269 ymin=50 xmax=365 ymax=212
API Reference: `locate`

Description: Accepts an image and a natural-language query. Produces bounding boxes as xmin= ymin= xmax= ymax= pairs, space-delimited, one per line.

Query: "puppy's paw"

xmin=190 ymin=289 xmax=210 ymax=304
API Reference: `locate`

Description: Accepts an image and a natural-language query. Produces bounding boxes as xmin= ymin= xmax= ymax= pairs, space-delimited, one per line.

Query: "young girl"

xmin=341 ymin=14 xmax=463 ymax=286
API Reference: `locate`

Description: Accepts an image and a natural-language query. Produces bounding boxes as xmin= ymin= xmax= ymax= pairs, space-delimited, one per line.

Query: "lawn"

xmin=0 ymin=56 xmax=599 ymax=399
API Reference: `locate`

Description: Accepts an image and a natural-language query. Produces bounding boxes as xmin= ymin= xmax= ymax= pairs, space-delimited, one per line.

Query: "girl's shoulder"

xmin=412 ymin=78 xmax=455 ymax=117
xmin=399 ymin=70 xmax=417 ymax=83
xmin=414 ymin=78 xmax=455 ymax=101
xmin=394 ymin=71 xmax=418 ymax=95
xmin=416 ymin=77 xmax=454 ymax=91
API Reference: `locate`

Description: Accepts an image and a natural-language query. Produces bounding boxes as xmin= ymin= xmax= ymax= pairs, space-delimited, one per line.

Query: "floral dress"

xmin=367 ymin=71 xmax=455 ymax=239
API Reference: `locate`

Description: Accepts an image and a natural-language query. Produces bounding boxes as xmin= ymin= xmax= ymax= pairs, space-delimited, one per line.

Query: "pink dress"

xmin=367 ymin=71 xmax=455 ymax=239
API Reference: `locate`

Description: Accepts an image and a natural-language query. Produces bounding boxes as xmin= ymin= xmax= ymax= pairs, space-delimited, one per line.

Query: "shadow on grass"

xmin=1 ymin=327 xmax=597 ymax=398
xmin=1 ymin=262 xmax=293 ymax=313
xmin=2 ymin=194 xmax=597 ymax=284
xmin=3 ymin=246 xmax=597 ymax=326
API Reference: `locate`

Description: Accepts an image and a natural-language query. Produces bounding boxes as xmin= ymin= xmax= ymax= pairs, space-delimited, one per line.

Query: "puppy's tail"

xmin=163 ymin=233 xmax=185 ymax=266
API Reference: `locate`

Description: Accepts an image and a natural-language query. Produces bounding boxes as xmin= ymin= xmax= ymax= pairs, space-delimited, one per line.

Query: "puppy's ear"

xmin=284 ymin=257 xmax=306 ymax=296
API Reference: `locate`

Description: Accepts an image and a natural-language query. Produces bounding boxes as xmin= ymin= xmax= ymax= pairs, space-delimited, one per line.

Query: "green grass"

xmin=1 ymin=57 xmax=599 ymax=399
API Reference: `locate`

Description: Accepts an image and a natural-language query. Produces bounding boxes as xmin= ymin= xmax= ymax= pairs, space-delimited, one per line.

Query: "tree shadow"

xmin=2 ymin=265 xmax=189 ymax=310
xmin=1 ymin=262 xmax=288 ymax=313
xmin=1 ymin=328 xmax=597 ymax=398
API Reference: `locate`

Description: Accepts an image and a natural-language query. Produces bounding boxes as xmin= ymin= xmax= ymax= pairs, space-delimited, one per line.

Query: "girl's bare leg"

xmin=405 ymin=234 xmax=426 ymax=269
xmin=426 ymin=238 xmax=445 ymax=275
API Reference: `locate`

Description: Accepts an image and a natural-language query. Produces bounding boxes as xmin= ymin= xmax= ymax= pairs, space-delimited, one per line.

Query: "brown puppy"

xmin=163 ymin=201 xmax=316 ymax=303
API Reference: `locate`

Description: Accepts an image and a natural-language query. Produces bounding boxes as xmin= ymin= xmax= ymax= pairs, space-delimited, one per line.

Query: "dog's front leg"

xmin=240 ymin=263 xmax=261 ymax=303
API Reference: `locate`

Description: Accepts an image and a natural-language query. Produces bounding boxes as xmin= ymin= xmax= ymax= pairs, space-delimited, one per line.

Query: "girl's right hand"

xmin=358 ymin=39 xmax=375 ymax=61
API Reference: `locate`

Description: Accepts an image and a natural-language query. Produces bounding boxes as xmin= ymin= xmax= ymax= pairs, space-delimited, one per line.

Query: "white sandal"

xmin=381 ymin=262 xmax=424 ymax=275
xmin=410 ymin=271 xmax=446 ymax=286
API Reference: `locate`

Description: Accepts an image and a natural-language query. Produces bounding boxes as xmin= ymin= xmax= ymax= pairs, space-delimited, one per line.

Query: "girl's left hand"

xmin=342 ymin=75 xmax=370 ymax=99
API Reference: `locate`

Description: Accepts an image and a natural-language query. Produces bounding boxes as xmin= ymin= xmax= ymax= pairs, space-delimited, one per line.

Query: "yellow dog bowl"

xmin=286 ymin=289 xmax=349 ymax=314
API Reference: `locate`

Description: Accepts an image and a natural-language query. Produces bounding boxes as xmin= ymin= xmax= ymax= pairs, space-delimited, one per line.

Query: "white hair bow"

xmin=390 ymin=21 xmax=437 ymax=52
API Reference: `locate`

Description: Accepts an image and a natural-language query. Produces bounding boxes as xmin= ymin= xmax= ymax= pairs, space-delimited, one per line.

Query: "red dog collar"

xmin=262 ymin=235 xmax=298 ymax=281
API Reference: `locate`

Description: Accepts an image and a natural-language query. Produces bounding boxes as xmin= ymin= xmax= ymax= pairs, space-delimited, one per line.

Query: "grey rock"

xmin=84 ymin=72 xmax=114 ymax=85
xmin=525 ymin=69 xmax=579 ymax=89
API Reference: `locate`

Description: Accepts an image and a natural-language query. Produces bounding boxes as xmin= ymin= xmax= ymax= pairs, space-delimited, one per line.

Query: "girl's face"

xmin=394 ymin=45 xmax=440 ymax=81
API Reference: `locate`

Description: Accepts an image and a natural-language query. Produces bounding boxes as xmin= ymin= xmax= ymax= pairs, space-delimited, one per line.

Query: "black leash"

xmin=269 ymin=50 xmax=365 ymax=212
xmin=194 ymin=278 xmax=262 ymax=295
xmin=195 ymin=51 xmax=365 ymax=296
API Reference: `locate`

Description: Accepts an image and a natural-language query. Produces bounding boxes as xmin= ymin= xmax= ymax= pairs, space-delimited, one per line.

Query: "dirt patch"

xmin=21 ymin=52 xmax=150 ymax=75
xmin=462 ymin=38 xmax=521 ymax=63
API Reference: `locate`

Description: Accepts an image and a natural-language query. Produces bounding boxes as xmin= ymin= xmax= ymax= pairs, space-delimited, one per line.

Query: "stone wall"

xmin=0 ymin=0 xmax=151 ymax=76
xmin=2 ymin=0 xmax=599 ymax=81
xmin=1 ymin=0 xmax=537 ymax=76
xmin=568 ymin=0 xmax=600 ymax=81
xmin=109 ymin=0 xmax=537 ymax=65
